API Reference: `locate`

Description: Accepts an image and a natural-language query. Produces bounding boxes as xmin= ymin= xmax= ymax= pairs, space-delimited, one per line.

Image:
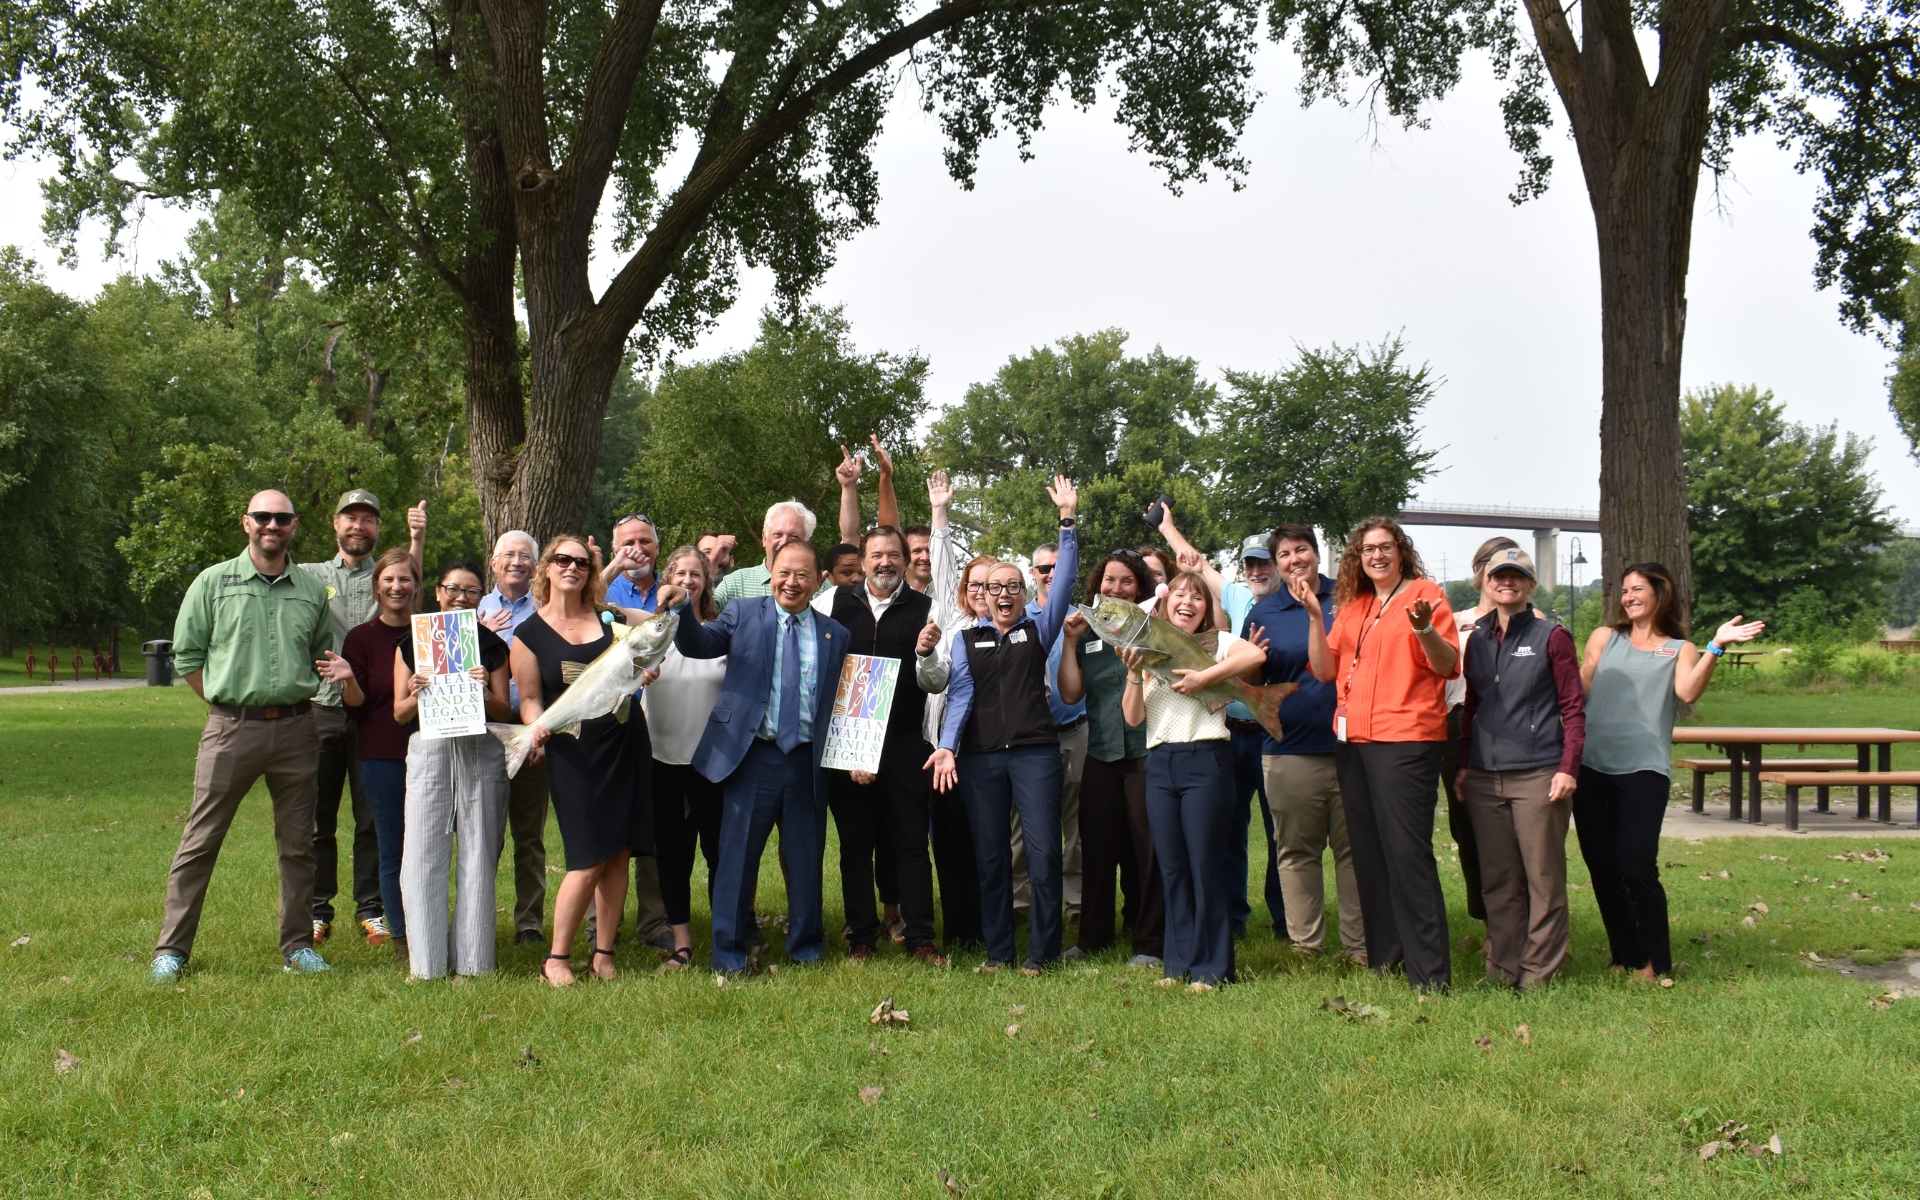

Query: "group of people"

xmin=147 ymin=449 xmax=1765 ymax=994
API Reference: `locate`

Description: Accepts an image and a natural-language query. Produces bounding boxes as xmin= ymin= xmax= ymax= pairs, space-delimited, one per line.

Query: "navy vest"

xmin=1464 ymin=608 xmax=1565 ymax=772
xmin=958 ymin=618 xmax=1057 ymax=755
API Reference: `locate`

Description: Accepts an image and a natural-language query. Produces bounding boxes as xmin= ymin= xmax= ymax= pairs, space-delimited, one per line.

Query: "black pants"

xmin=1439 ymin=705 xmax=1487 ymax=922
xmin=1076 ymin=755 xmax=1163 ymax=956
xmin=1227 ymin=726 xmax=1285 ymax=935
xmin=1335 ymin=740 xmax=1451 ymax=990
xmin=930 ymin=766 xmax=982 ymax=949
xmin=1573 ymin=767 xmax=1672 ymax=973
xmin=827 ymin=739 xmax=938 ymax=949
xmin=653 ymin=760 xmax=723 ymax=927
xmin=311 ymin=703 xmax=381 ymax=923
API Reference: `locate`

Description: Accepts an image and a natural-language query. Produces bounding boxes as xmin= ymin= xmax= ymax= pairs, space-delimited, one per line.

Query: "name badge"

xmin=1655 ymin=646 xmax=1678 ymax=657
xmin=1009 ymin=628 xmax=1028 ymax=644
xmin=974 ymin=640 xmax=996 ymax=649
xmin=1087 ymin=639 xmax=1104 ymax=653
xmin=1335 ymin=702 xmax=1348 ymax=743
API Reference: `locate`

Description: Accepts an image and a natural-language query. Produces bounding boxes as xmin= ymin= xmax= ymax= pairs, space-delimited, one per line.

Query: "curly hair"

xmin=660 ymin=545 xmax=719 ymax=623
xmin=1333 ymin=516 xmax=1428 ymax=608
xmin=531 ymin=534 xmax=610 ymax=611
xmin=1083 ymin=549 xmax=1156 ymax=605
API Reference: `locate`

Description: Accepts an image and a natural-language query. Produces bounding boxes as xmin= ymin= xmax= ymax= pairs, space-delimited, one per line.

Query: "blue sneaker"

xmin=283 ymin=947 xmax=331 ymax=975
xmin=149 ymin=954 xmax=185 ymax=984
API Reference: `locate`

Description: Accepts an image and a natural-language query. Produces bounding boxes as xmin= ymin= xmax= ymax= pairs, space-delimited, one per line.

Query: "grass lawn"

xmin=3 ymin=688 xmax=1919 ymax=1198
xmin=0 ymin=634 xmax=146 ymax=687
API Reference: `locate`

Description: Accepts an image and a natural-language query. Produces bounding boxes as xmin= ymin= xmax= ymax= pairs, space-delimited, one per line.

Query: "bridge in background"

xmin=1398 ymin=504 xmax=1600 ymax=591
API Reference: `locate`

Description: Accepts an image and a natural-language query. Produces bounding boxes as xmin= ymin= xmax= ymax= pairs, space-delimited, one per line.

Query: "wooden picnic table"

xmin=1720 ymin=647 xmax=1764 ymax=671
xmin=1672 ymin=727 xmax=1920 ymax=825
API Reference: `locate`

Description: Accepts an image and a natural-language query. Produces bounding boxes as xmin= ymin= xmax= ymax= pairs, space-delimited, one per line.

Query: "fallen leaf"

xmin=713 ymin=973 xmax=729 ymax=986
xmin=1742 ymin=916 xmax=1757 ymax=929
xmin=859 ymin=1085 xmax=884 ymax=1105
xmin=869 ymin=996 xmax=910 ymax=1026
xmin=329 ymin=1132 xmax=355 ymax=1146
xmin=59 ymin=975 xmax=72 ymax=984
xmin=1009 ymin=1004 xmax=1027 ymax=1015
xmin=1869 ymin=992 xmax=1901 ymax=1010
xmin=939 ymin=1167 xmax=961 ymax=1195
xmin=1699 ymin=874 xmax=1713 ymax=882
xmin=1474 ymin=1036 xmax=1492 ymax=1051
xmin=1749 ymin=901 xmax=1770 ymax=915
xmin=1720 ymin=870 xmax=1731 ymax=880
xmin=53 ymin=1049 xmax=81 ymax=1075
xmin=518 ymin=1045 xmax=539 ymax=1069
xmin=1005 ymin=1023 xmax=1020 ymax=1037
xmin=1769 ymin=1134 xmax=1783 ymax=1155
xmin=1515 ymin=1024 xmax=1531 ymax=1045
xmin=1075 ymin=1038 xmax=1095 ymax=1052
xmin=404 ymin=1030 xmax=423 ymax=1045
xmin=1699 ymin=1140 xmax=1721 ymax=1160
xmin=1661 ymin=979 xmax=1675 ymax=988
xmin=9 ymin=935 xmax=27 ymax=948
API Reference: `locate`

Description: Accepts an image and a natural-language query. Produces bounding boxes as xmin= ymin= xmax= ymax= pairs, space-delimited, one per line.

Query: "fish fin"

xmin=487 ymin=723 xmax=532 ymax=779
xmin=560 ymin=660 xmax=586 ymax=686
xmin=614 ymin=694 xmax=631 ymax=724
xmin=1134 ymin=647 xmax=1172 ymax=665
xmin=1237 ymin=680 xmax=1302 ymax=744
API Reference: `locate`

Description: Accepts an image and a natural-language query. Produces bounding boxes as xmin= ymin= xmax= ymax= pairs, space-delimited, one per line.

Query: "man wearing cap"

xmin=1154 ymin=511 xmax=1287 ymax=940
xmin=299 ymin=488 xmax=426 ymax=947
xmin=150 ymin=490 xmax=338 ymax=982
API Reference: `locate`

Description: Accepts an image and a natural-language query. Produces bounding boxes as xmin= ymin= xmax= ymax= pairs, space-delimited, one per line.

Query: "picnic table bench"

xmin=1757 ymin=771 xmax=1920 ymax=831
xmin=1671 ymin=727 xmax=1920 ymax=827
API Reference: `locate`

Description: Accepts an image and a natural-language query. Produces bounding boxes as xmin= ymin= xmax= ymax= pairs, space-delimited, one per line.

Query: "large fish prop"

xmin=1076 ymin=596 xmax=1299 ymax=743
xmin=488 ymin=608 xmax=680 ymax=777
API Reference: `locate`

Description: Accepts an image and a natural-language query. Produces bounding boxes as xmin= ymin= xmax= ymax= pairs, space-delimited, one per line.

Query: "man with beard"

xmin=300 ymin=489 xmax=425 ymax=947
xmin=150 ymin=490 xmax=337 ymax=981
xmin=817 ymin=526 xmax=950 ymax=963
xmin=477 ymin=529 xmax=551 ymax=946
xmin=697 ymin=531 xmax=738 ymax=581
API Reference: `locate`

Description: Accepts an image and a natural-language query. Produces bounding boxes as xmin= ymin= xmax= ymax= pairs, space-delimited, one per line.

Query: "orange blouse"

xmin=1324 ymin=575 xmax=1459 ymax=744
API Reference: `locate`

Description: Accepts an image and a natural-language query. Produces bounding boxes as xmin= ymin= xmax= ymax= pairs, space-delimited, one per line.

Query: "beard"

xmin=867 ymin=565 xmax=902 ymax=595
xmin=339 ymin=530 xmax=375 ymax=555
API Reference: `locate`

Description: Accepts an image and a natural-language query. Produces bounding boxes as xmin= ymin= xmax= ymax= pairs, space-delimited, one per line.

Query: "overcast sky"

xmin=4 ymin=43 xmax=1913 ymax=585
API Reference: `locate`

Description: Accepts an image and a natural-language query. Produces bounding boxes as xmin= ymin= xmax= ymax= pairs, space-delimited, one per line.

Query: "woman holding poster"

xmin=317 ymin=547 xmax=421 ymax=966
xmin=394 ymin=559 xmax=515 ymax=978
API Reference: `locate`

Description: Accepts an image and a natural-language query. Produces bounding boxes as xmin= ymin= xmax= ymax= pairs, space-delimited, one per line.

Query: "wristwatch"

xmin=1707 ymin=642 xmax=1726 ymax=657
xmin=1058 ymin=517 xmax=1076 ymax=529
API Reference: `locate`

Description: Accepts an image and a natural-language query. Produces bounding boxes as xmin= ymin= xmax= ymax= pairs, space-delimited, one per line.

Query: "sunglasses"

xmin=1031 ymin=564 xmax=1054 ymax=575
xmin=615 ymin=513 xmax=654 ymax=529
xmin=248 ymin=511 xmax=297 ymax=526
xmin=549 ymin=553 xmax=593 ymax=571
xmin=1107 ymin=548 xmax=1145 ymax=561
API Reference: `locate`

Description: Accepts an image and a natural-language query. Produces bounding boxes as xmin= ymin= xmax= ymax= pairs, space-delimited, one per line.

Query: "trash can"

xmin=142 ymin=639 xmax=174 ymax=688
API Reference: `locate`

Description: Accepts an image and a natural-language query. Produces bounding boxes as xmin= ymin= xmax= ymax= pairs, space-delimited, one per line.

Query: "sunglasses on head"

xmin=615 ymin=513 xmax=654 ymax=529
xmin=550 ymin=553 xmax=593 ymax=571
xmin=248 ymin=511 xmax=297 ymax=526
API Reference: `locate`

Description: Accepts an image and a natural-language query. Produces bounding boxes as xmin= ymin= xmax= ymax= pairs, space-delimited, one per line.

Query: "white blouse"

xmin=642 ymin=645 xmax=727 ymax=765
xmin=1140 ymin=630 xmax=1239 ymax=749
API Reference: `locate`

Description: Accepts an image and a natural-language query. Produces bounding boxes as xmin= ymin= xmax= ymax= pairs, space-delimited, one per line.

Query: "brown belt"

xmin=210 ymin=700 xmax=314 ymax=721
xmin=1226 ymin=718 xmax=1265 ymax=735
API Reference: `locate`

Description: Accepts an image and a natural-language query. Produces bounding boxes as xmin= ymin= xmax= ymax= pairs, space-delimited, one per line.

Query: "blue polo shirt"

xmin=606 ymin=572 xmax=659 ymax=613
xmin=1027 ymin=596 xmax=1086 ymax=727
xmin=1244 ymin=573 xmax=1338 ymax=756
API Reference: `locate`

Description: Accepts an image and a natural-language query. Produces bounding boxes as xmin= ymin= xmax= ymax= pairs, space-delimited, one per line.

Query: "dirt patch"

xmin=1804 ymin=949 xmax=1920 ymax=988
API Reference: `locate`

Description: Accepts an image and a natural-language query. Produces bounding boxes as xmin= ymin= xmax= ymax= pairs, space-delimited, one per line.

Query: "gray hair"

xmin=763 ymin=499 xmax=818 ymax=539
xmin=492 ymin=529 xmax=539 ymax=559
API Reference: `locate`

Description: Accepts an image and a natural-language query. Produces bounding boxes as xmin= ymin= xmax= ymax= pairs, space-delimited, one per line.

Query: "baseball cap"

xmin=335 ymin=489 xmax=382 ymax=516
xmin=1487 ymin=547 xmax=1536 ymax=579
xmin=1238 ymin=533 xmax=1273 ymax=561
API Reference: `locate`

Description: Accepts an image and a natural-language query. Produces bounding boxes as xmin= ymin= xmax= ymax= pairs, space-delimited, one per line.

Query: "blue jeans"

xmin=958 ymin=745 xmax=1064 ymax=966
xmin=711 ymin=740 xmax=826 ymax=973
xmin=1145 ymin=741 xmax=1237 ymax=984
xmin=359 ymin=758 xmax=408 ymax=941
xmin=1228 ymin=727 xmax=1284 ymax=935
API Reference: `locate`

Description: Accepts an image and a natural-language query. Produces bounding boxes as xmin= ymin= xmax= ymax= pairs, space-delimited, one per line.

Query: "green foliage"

xmin=1683 ymin=384 xmax=1898 ymax=634
xmin=1890 ymin=246 xmax=1920 ymax=457
xmin=586 ymin=364 xmax=652 ymax=546
xmin=1444 ymin=579 xmax=1479 ymax=612
xmin=631 ymin=306 xmax=928 ymax=559
xmin=1212 ymin=337 xmax=1438 ymax=544
xmin=1884 ymin=538 xmax=1920 ymax=628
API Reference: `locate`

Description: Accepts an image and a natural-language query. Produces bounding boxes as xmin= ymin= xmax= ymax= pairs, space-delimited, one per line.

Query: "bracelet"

xmin=1707 ymin=642 xmax=1725 ymax=657
xmin=1410 ymin=622 xmax=1433 ymax=635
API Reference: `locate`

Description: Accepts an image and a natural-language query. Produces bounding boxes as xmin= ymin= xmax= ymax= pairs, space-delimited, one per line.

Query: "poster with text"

xmin=820 ymin=654 xmax=900 ymax=773
xmin=411 ymin=610 xmax=487 ymax=738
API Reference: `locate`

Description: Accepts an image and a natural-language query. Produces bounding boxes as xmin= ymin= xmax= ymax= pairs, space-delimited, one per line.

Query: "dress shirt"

xmin=606 ymin=572 xmax=659 ymax=612
xmin=476 ymin=586 xmax=538 ymax=709
xmin=172 ymin=551 xmax=333 ymax=707
xmin=757 ymin=604 xmax=819 ymax=744
xmin=712 ymin=563 xmax=772 ymax=610
xmin=1027 ymin=595 xmax=1087 ymax=726
xmin=939 ymin=525 xmax=1078 ymax=751
xmin=297 ymin=553 xmax=376 ymax=707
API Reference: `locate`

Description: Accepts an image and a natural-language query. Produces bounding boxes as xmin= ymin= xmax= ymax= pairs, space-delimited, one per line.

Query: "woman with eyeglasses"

xmin=1056 ymin=548 xmax=1165 ymax=968
xmin=643 ymin=545 xmax=729 ymax=970
xmin=510 ymin=536 xmax=662 ymax=987
xmin=394 ymin=559 xmax=515 ymax=978
xmin=315 ymin=547 xmax=422 ymax=967
xmin=1291 ymin=516 xmax=1460 ymax=992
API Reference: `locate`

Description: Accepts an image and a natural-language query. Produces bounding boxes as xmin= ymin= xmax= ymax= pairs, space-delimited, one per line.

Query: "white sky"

xmin=4 ymin=43 xmax=1913 ymax=584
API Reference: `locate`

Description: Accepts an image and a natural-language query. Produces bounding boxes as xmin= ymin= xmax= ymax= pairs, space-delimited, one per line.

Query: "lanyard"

xmin=1342 ymin=579 xmax=1406 ymax=702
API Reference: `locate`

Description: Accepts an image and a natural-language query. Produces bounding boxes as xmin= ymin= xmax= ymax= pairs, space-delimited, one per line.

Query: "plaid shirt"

xmin=757 ymin=605 xmax=819 ymax=744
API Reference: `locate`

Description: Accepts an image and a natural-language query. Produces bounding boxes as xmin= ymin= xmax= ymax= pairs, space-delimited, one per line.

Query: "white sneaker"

xmin=360 ymin=916 xmax=391 ymax=946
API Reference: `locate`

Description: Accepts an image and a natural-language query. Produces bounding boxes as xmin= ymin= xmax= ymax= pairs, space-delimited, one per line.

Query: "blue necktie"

xmin=777 ymin=612 xmax=801 ymax=753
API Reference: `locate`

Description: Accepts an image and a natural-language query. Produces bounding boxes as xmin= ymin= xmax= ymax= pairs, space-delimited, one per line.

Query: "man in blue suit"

xmin=662 ymin=538 xmax=850 ymax=973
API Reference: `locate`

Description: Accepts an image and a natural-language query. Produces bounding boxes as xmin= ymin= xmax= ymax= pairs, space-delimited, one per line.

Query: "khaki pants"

xmin=1461 ymin=766 xmax=1570 ymax=987
xmin=1264 ymin=753 xmax=1364 ymax=954
xmin=156 ymin=708 xmax=320 ymax=961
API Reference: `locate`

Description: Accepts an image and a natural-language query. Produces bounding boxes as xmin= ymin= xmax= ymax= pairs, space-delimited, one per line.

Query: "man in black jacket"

xmin=823 ymin=525 xmax=951 ymax=963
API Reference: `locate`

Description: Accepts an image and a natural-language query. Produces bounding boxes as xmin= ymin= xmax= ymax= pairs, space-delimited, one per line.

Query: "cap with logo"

xmin=1487 ymin=547 xmax=1536 ymax=580
xmin=1238 ymin=533 xmax=1273 ymax=562
xmin=335 ymin=489 xmax=382 ymax=516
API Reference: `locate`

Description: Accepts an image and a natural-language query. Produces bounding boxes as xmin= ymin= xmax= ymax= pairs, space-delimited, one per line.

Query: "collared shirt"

xmin=1220 ymin=580 xmax=1262 ymax=722
xmin=758 ymin=604 xmax=819 ymax=744
xmin=297 ymin=552 xmax=376 ymax=707
xmin=173 ymin=550 xmax=333 ymax=707
xmin=712 ymin=563 xmax=772 ymax=610
xmin=476 ymin=586 xmax=539 ymax=710
xmin=1245 ymin=573 xmax=1339 ymax=756
xmin=1073 ymin=626 xmax=1146 ymax=762
xmin=813 ymin=582 xmax=949 ymax=693
xmin=1027 ymin=596 xmax=1087 ymax=727
xmin=606 ymin=572 xmax=659 ymax=613
xmin=940 ymin=526 xmax=1078 ymax=751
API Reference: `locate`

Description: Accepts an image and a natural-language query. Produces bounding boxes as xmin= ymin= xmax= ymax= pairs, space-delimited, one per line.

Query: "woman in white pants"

xmin=396 ymin=559 xmax=516 ymax=978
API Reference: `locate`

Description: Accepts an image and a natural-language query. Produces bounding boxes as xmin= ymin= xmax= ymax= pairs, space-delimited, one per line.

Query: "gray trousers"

xmin=504 ymin=760 xmax=549 ymax=935
xmin=1461 ymin=766 xmax=1570 ymax=987
xmin=157 ymin=708 xmax=319 ymax=960
xmin=401 ymin=732 xmax=508 ymax=977
xmin=1264 ymin=753 xmax=1365 ymax=954
xmin=1013 ymin=721 xmax=1086 ymax=915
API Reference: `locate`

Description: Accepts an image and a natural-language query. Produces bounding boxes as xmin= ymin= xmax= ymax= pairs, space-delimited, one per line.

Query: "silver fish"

xmin=488 ymin=608 xmax=680 ymax=777
xmin=1076 ymin=596 xmax=1299 ymax=743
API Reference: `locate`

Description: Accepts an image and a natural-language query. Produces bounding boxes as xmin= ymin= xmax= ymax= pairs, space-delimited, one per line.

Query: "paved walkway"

xmin=1663 ymin=802 xmax=1920 ymax=839
xmin=0 ymin=678 xmax=171 ymax=696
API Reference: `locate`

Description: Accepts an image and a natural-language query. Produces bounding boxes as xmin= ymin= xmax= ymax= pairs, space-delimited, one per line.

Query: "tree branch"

xmin=1723 ymin=23 xmax=1915 ymax=67
xmin=561 ymin=0 xmax=668 ymax=246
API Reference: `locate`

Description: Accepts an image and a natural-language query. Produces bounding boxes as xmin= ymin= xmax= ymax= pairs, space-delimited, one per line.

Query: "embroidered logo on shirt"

xmin=1009 ymin=628 xmax=1028 ymax=644
xmin=1511 ymin=646 xmax=1536 ymax=657
xmin=221 ymin=574 xmax=246 ymax=587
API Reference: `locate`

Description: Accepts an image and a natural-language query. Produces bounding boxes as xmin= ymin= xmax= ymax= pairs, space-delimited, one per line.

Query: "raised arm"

xmin=673 ymin=596 xmax=740 ymax=660
xmin=1177 ymin=547 xmax=1230 ymax=632
xmin=1675 ymin=615 xmax=1766 ymax=704
xmin=1290 ymin=574 xmax=1337 ymax=682
xmin=1056 ymin=612 xmax=1089 ymax=705
xmin=836 ymin=444 xmax=863 ymax=544
xmin=406 ymin=502 xmax=427 ymax=573
xmin=872 ymin=435 xmax=900 ymax=530
xmin=1033 ymin=476 xmax=1080 ymax=647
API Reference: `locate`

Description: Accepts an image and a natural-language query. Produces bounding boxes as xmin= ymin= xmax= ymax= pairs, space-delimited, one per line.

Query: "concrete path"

xmin=1663 ymin=802 xmax=1920 ymax=839
xmin=0 ymin=678 xmax=172 ymax=696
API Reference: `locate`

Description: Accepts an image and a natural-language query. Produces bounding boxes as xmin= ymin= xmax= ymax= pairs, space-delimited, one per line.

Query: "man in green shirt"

xmin=151 ymin=489 xmax=337 ymax=982
xmin=298 ymin=488 xmax=426 ymax=947
xmin=711 ymin=500 xmax=816 ymax=610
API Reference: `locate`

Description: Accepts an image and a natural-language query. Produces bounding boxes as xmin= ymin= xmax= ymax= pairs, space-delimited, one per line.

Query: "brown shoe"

xmin=848 ymin=942 xmax=875 ymax=963
xmin=910 ymin=945 xmax=949 ymax=967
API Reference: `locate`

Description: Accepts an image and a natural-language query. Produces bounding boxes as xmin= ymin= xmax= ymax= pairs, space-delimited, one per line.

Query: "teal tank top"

xmin=1582 ymin=630 xmax=1684 ymax=777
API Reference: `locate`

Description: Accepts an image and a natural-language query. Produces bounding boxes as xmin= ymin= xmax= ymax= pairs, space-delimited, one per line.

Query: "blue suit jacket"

xmin=673 ymin=595 xmax=850 ymax=784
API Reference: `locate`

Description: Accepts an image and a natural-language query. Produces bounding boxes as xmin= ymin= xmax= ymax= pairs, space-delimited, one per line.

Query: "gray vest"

xmin=1464 ymin=609 xmax=1565 ymax=772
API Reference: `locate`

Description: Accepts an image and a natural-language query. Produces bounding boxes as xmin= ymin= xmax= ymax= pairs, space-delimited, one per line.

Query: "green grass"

xmin=4 ymin=689 xmax=1920 ymax=1198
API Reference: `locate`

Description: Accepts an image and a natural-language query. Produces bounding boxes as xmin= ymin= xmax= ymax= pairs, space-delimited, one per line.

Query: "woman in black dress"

xmin=510 ymin=535 xmax=658 ymax=987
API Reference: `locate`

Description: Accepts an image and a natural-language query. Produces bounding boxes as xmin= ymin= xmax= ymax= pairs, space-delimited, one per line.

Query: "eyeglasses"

xmin=983 ymin=582 xmax=1024 ymax=596
xmin=497 ymin=550 xmax=534 ymax=564
xmin=248 ymin=511 xmax=297 ymax=526
xmin=965 ymin=581 xmax=986 ymax=592
xmin=439 ymin=584 xmax=484 ymax=600
xmin=1358 ymin=543 xmax=1397 ymax=560
xmin=550 ymin=553 xmax=593 ymax=571
xmin=1031 ymin=564 xmax=1054 ymax=575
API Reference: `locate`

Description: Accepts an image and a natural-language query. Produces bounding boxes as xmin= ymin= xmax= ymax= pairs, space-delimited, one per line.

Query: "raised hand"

xmin=1407 ymin=598 xmax=1435 ymax=632
xmin=1063 ymin=610 xmax=1088 ymax=640
xmin=1713 ymin=615 xmax=1766 ymax=647
xmin=926 ymin=468 xmax=953 ymax=512
xmin=868 ymin=433 xmax=894 ymax=478
xmin=836 ymin=444 xmax=862 ymax=487
xmin=916 ymin=618 xmax=943 ymax=656
xmin=586 ymin=536 xmax=605 ymax=571
xmin=1047 ymin=474 xmax=1078 ymax=519
xmin=1288 ymin=573 xmax=1323 ymax=618
xmin=1244 ymin=621 xmax=1271 ymax=655
xmin=315 ymin=651 xmax=355 ymax=683
xmin=406 ymin=502 xmax=428 ymax=537
xmin=1176 ymin=547 xmax=1207 ymax=575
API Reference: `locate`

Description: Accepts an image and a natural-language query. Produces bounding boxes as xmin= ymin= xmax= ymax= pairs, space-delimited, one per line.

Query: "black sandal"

xmin=663 ymin=946 xmax=693 ymax=969
xmin=591 ymin=946 xmax=617 ymax=961
xmin=541 ymin=952 xmax=573 ymax=987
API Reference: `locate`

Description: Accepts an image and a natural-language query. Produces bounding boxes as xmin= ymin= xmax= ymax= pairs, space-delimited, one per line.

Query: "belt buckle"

xmin=263 ymin=706 xmax=280 ymax=720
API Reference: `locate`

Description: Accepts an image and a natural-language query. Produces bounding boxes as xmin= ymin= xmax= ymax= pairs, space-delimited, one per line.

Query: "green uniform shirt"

xmin=297 ymin=554 xmax=376 ymax=706
xmin=172 ymin=550 xmax=333 ymax=707
xmin=1074 ymin=627 xmax=1147 ymax=763
xmin=711 ymin=563 xmax=772 ymax=611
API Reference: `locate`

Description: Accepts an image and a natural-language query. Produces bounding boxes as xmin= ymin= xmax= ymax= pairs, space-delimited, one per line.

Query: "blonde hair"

xmin=531 ymin=535 xmax=610 ymax=610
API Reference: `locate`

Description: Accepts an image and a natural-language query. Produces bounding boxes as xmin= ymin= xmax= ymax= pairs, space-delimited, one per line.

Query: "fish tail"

xmin=487 ymin=723 xmax=532 ymax=779
xmin=1237 ymin=680 xmax=1302 ymax=745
